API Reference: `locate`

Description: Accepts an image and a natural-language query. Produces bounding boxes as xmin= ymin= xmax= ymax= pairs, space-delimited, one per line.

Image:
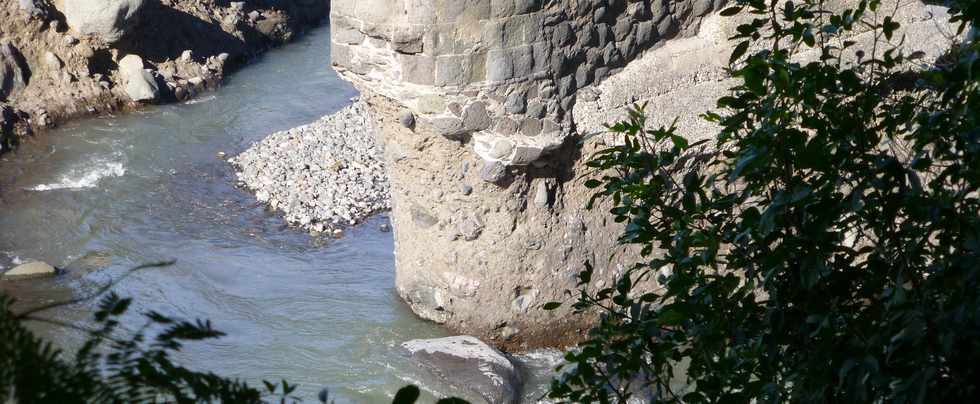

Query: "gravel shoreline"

xmin=231 ymin=99 xmax=390 ymax=234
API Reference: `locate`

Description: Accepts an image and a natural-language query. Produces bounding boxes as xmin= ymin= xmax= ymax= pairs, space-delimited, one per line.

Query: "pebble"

xmin=231 ymin=100 xmax=390 ymax=234
xmin=534 ymin=181 xmax=549 ymax=207
xmin=399 ymin=111 xmax=415 ymax=128
xmin=479 ymin=160 xmax=508 ymax=184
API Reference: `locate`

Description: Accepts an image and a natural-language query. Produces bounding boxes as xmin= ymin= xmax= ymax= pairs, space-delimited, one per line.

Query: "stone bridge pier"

xmin=329 ymin=0 xmax=723 ymax=349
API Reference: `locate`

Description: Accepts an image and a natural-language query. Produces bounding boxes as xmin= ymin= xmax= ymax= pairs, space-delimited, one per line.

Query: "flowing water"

xmin=0 ymin=25 xmax=520 ymax=403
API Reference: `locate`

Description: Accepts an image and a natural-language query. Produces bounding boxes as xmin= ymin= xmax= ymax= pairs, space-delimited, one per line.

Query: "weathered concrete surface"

xmin=366 ymin=93 xmax=634 ymax=349
xmin=332 ymin=0 xmax=723 ymax=350
xmin=330 ymin=0 xmax=961 ymax=350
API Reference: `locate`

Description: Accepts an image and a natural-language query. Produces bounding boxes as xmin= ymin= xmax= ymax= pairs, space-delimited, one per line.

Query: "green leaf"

xmin=720 ymin=6 xmax=743 ymax=16
xmin=435 ymin=398 xmax=471 ymax=404
xmin=579 ymin=261 xmax=594 ymax=285
xmin=882 ymin=17 xmax=900 ymax=40
xmin=109 ymin=298 xmax=131 ymax=316
xmin=657 ymin=308 xmax=686 ymax=326
xmin=393 ymin=386 xmax=421 ymax=404
xmin=730 ymin=41 xmax=750 ymax=65
xmin=802 ymin=30 xmax=815 ymax=47
xmin=543 ymin=302 xmax=563 ymax=310
xmin=617 ymin=275 xmax=633 ymax=295
xmin=671 ymin=135 xmax=690 ymax=150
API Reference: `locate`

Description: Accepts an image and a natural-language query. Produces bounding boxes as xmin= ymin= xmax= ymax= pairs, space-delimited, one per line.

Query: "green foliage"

xmin=550 ymin=0 xmax=979 ymax=403
xmin=0 ymin=290 xmax=306 ymax=403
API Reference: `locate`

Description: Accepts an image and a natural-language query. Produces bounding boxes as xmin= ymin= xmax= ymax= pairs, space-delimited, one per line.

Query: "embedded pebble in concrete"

xmin=231 ymin=99 xmax=390 ymax=234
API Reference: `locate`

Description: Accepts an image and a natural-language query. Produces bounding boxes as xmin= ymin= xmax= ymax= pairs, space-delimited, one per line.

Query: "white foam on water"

xmin=184 ymin=95 xmax=217 ymax=105
xmin=28 ymin=160 xmax=127 ymax=191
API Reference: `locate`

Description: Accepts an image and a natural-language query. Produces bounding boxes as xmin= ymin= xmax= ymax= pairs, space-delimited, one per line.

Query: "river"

xmin=0 ymin=25 xmax=512 ymax=403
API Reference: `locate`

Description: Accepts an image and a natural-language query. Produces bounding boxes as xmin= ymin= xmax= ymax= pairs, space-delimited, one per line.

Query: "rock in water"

xmin=61 ymin=0 xmax=144 ymax=43
xmin=401 ymin=336 xmax=522 ymax=404
xmin=3 ymin=261 xmax=57 ymax=280
xmin=118 ymin=54 xmax=159 ymax=102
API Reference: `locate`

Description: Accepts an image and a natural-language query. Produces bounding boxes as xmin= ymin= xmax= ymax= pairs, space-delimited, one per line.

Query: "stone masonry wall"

xmin=329 ymin=0 xmax=724 ymax=350
xmin=332 ymin=0 xmax=723 ymax=167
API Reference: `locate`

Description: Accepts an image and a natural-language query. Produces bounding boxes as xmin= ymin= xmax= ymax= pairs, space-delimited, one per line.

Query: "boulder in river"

xmin=3 ymin=261 xmax=57 ymax=280
xmin=401 ymin=336 xmax=522 ymax=404
xmin=118 ymin=54 xmax=159 ymax=102
xmin=61 ymin=0 xmax=145 ymax=43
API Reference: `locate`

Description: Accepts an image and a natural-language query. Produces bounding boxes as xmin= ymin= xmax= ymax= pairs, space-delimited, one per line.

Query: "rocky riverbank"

xmin=0 ymin=0 xmax=329 ymax=154
xmin=231 ymin=99 xmax=390 ymax=234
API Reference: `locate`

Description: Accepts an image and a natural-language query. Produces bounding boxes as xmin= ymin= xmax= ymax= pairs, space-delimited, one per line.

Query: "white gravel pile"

xmin=232 ymin=99 xmax=390 ymax=233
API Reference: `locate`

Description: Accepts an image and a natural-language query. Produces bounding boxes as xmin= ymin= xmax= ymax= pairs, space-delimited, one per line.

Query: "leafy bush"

xmin=1 ymin=262 xmax=308 ymax=403
xmin=1 ymin=263 xmax=467 ymax=403
xmin=549 ymin=0 xmax=979 ymax=402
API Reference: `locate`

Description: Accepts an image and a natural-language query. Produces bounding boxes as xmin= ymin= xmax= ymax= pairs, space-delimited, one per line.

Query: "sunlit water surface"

xmin=0 ymin=25 xmax=537 ymax=403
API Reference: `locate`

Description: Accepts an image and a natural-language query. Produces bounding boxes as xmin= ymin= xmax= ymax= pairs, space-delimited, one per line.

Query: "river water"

xmin=0 ymin=26 xmax=520 ymax=403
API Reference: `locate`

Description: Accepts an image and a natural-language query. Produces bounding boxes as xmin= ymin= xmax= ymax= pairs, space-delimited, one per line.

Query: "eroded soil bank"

xmin=1 ymin=0 xmax=329 ymax=154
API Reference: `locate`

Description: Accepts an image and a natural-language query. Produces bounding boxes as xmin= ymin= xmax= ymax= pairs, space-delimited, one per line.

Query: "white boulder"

xmin=401 ymin=336 xmax=522 ymax=404
xmin=118 ymin=54 xmax=158 ymax=102
xmin=3 ymin=261 xmax=57 ymax=279
xmin=61 ymin=0 xmax=144 ymax=43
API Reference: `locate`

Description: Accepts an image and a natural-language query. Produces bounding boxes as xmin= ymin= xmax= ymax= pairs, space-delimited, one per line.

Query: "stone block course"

xmin=392 ymin=25 xmax=425 ymax=53
xmin=487 ymin=49 xmax=515 ymax=81
xmin=435 ymin=55 xmax=469 ymax=86
xmin=462 ymin=101 xmax=491 ymax=131
xmin=425 ymin=24 xmax=457 ymax=55
xmin=399 ymin=54 xmax=435 ymax=85
xmin=332 ymin=15 xmax=365 ymax=44
xmin=511 ymin=45 xmax=536 ymax=78
xmin=468 ymin=52 xmax=488 ymax=83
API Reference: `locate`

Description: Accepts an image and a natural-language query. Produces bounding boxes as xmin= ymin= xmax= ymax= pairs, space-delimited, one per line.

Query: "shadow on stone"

xmin=114 ymin=3 xmax=249 ymax=65
xmin=0 ymin=43 xmax=31 ymax=101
